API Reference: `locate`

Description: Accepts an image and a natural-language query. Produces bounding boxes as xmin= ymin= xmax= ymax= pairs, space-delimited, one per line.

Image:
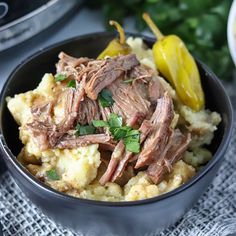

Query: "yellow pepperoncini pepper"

xmin=143 ymin=13 xmax=205 ymax=111
xmin=98 ymin=20 xmax=131 ymax=59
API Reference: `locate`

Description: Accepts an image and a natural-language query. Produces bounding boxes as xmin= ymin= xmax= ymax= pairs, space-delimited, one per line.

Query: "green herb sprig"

xmin=93 ymin=113 xmax=140 ymax=153
xmin=55 ymin=74 xmax=67 ymax=82
xmin=123 ymin=78 xmax=134 ymax=84
xmin=75 ymin=124 xmax=96 ymax=136
xmin=46 ymin=169 xmax=60 ymax=181
xmin=67 ymin=79 xmax=76 ymax=88
xmin=98 ymin=89 xmax=114 ymax=107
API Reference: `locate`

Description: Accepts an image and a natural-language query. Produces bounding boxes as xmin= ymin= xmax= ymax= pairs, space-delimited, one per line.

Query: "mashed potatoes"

xmin=127 ymin=37 xmax=156 ymax=70
xmin=124 ymin=160 xmax=195 ymax=201
xmin=8 ymin=74 xmax=101 ymax=192
xmin=179 ymin=105 xmax=221 ymax=148
xmin=7 ymin=38 xmax=221 ymax=201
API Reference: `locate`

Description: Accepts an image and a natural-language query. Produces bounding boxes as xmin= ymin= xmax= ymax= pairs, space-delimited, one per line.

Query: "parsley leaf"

xmin=125 ymin=129 xmax=140 ymax=139
xmin=91 ymin=113 xmax=141 ymax=153
xmin=125 ymin=141 xmax=140 ymax=153
xmin=108 ymin=113 xmax=140 ymax=153
xmin=98 ymin=89 xmax=114 ymax=107
xmin=75 ymin=124 xmax=96 ymax=136
xmin=123 ymin=78 xmax=133 ymax=84
xmin=110 ymin=126 xmax=130 ymax=140
xmin=67 ymin=79 xmax=76 ymax=88
xmin=124 ymin=129 xmax=140 ymax=153
xmin=108 ymin=113 xmax=122 ymax=127
xmin=92 ymin=120 xmax=109 ymax=127
xmin=55 ymin=74 xmax=67 ymax=82
xmin=46 ymin=169 xmax=59 ymax=181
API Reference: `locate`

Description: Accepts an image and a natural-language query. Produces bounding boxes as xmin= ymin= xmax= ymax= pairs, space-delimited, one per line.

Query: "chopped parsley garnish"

xmin=110 ymin=126 xmax=131 ymax=141
xmin=75 ymin=124 xmax=96 ymax=136
xmin=108 ymin=113 xmax=122 ymax=127
xmin=55 ymin=74 xmax=67 ymax=82
xmin=125 ymin=141 xmax=140 ymax=153
xmin=123 ymin=129 xmax=140 ymax=153
xmin=46 ymin=169 xmax=59 ymax=181
xmin=123 ymin=78 xmax=133 ymax=84
xmin=67 ymin=79 xmax=76 ymax=88
xmin=98 ymin=89 xmax=114 ymax=107
xmin=92 ymin=120 xmax=109 ymax=127
xmin=92 ymin=113 xmax=140 ymax=153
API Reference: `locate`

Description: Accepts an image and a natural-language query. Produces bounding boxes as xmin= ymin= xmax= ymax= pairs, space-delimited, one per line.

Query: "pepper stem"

xmin=142 ymin=13 xmax=164 ymax=40
xmin=109 ymin=20 xmax=126 ymax=45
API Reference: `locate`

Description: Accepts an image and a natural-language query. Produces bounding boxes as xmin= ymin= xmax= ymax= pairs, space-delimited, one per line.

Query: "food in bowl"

xmin=6 ymin=16 xmax=221 ymax=202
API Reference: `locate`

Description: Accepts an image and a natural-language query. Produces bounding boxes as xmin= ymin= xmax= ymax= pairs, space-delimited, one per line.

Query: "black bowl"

xmin=0 ymin=32 xmax=233 ymax=235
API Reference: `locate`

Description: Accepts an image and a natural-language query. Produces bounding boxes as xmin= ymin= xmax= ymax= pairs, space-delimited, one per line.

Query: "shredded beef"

xmin=56 ymin=133 xmax=111 ymax=149
xmin=109 ymin=79 xmax=150 ymax=124
xmin=99 ymin=113 xmax=144 ymax=185
xmin=25 ymin=51 xmax=192 ymax=186
xmin=147 ymin=130 xmax=191 ymax=184
xmin=128 ymin=64 xmax=154 ymax=81
xmin=26 ymin=120 xmax=56 ymax=150
xmin=85 ymin=54 xmax=139 ymax=100
xmin=148 ymin=76 xmax=164 ymax=103
xmin=26 ymin=79 xmax=85 ymax=150
xmin=99 ymin=142 xmax=116 ymax=152
xmin=54 ymin=80 xmax=85 ymax=134
xmin=99 ymin=140 xmax=125 ymax=185
xmin=110 ymin=119 xmax=153 ymax=182
xmin=99 ymin=105 xmax=113 ymax=122
xmin=31 ymin=102 xmax=53 ymax=118
xmin=58 ymin=52 xmax=89 ymax=68
xmin=135 ymin=93 xmax=174 ymax=169
xmin=56 ymin=52 xmax=90 ymax=80
xmin=77 ymin=96 xmax=100 ymax=125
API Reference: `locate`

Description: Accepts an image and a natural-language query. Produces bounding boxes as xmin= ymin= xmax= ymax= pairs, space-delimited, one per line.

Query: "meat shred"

xmin=26 ymin=52 xmax=191 ymax=185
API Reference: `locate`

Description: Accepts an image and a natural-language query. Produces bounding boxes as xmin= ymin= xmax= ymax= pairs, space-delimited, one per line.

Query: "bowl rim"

xmin=227 ymin=0 xmax=236 ymax=66
xmin=0 ymin=31 xmax=234 ymax=207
